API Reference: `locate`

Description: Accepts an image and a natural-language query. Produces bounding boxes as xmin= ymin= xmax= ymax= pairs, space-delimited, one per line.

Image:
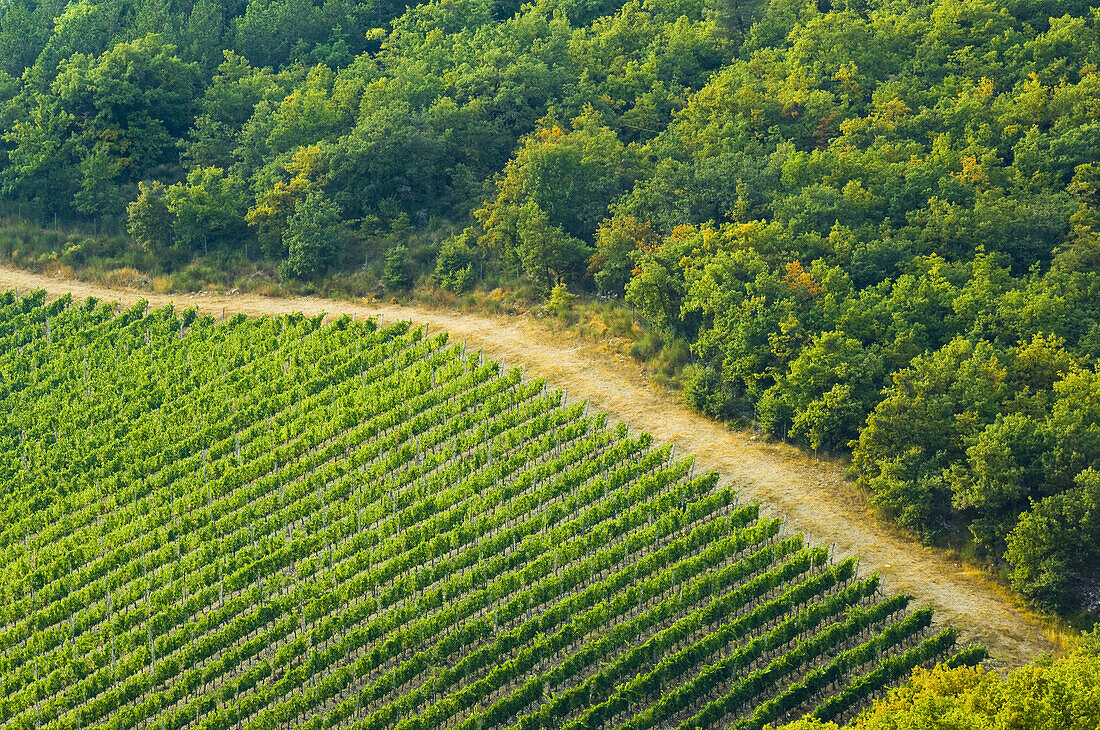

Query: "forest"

xmin=0 ymin=0 xmax=1099 ymax=617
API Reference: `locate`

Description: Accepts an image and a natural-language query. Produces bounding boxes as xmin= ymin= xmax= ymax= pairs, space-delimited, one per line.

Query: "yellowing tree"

xmin=778 ymin=629 xmax=1100 ymax=730
xmin=246 ymin=143 xmax=326 ymax=257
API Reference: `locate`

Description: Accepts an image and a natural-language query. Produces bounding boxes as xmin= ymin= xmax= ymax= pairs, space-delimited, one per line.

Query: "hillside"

xmin=2 ymin=0 xmax=1100 ymax=615
xmin=0 ymin=288 xmax=985 ymax=728
xmin=0 ymin=266 xmax=1056 ymax=675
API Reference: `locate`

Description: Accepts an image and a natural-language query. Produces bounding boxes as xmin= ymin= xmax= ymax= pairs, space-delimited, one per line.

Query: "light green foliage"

xmin=165 ymin=166 xmax=248 ymax=255
xmin=765 ymin=330 xmax=881 ymax=450
xmin=433 ymin=232 xmax=479 ymax=292
xmin=33 ymin=0 xmax=127 ymax=77
xmin=545 ymin=279 xmax=575 ymax=313
xmin=1045 ymin=368 xmax=1100 ymax=486
xmin=182 ymin=52 xmax=283 ymax=170
xmin=778 ymin=630 xmax=1100 ymax=730
xmin=626 ymin=223 xmax=712 ymax=334
xmin=0 ymin=291 xmax=961 ymax=729
xmin=1 ymin=97 xmax=82 ymax=211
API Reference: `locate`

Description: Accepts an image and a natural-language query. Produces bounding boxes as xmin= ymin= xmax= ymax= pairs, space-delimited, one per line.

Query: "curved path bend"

xmin=0 ymin=264 xmax=1057 ymax=669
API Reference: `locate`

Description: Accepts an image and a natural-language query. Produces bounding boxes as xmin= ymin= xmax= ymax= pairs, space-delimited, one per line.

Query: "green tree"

xmin=54 ymin=34 xmax=201 ymax=177
xmin=475 ymin=109 xmax=630 ymax=289
xmin=127 ymin=180 xmax=173 ymax=255
xmin=949 ymin=413 xmax=1053 ymax=552
xmin=181 ymin=0 xmax=229 ymax=74
xmin=74 ymin=144 xmax=125 ymax=219
xmin=247 ymin=144 xmax=327 ymax=256
xmin=433 ymin=232 xmax=478 ymax=292
xmin=1045 ymin=367 xmax=1100 ymax=489
xmin=232 ymin=0 xmax=325 ymax=69
xmin=853 ymin=338 xmax=1007 ymax=537
xmin=509 ymin=110 xmax=630 ymax=240
xmin=1054 ymin=163 xmax=1100 ymax=273
xmin=766 ymin=330 xmax=882 ymax=450
xmin=382 ymin=244 xmax=413 ymax=290
xmin=589 ymin=216 xmax=657 ymax=296
xmin=1006 ymin=468 xmax=1100 ymax=611
xmin=1 ymin=97 xmax=82 ymax=213
xmin=183 ymin=52 xmax=280 ymax=170
xmin=280 ymin=190 xmax=341 ymax=279
xmin=704 ymin=0 xmax=766 ymax=44
xmin=30 ymin=0 xmax=126 ymax=80
xmin=514 ymin=202 xmax=591 ymax=293
xmin=323 ymin=101 xmax=445 ymax=226
xmin=625 ymin=224 xmax=709 ymax=334
xmin=165 ymin=166 xmax=248 ymax=255
xmin=0 ymin=2 xmax=51 ymax=76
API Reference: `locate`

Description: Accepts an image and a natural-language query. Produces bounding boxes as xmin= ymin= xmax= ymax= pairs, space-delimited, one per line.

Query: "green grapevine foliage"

xmin=0 ymin=290 xmax=975 ymax=730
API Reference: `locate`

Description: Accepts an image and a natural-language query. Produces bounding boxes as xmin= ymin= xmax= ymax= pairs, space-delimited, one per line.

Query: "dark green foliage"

xmin=590 ymin=215 xmax=654 ymax=295
xmin=683 ymin=364 xmax=740 ymax=421
xmin=1006 ymin=469 xmax=1100 ymax=612
xmin=382 ymin=244 xmax=413 ymax=290
xmin=0 ymin=2 xmax=51 ymax=76
xmin=705 ymin=0 xmax=767 ymax=43
xmin=280 ymin=190 xmax=340 ymax=279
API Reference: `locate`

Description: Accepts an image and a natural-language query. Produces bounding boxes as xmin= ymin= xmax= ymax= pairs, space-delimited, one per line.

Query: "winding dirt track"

xmin=0 ymin=264 xmax=1056 ymax=669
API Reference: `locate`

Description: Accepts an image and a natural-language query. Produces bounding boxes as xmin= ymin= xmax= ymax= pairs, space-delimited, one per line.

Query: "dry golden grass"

xmin=102 ymin=266 xmax=151 ymax=290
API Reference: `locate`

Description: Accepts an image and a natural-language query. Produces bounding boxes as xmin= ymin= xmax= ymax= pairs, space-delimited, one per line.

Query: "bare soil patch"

xmin=0 ymin=264 xmax=1056 ymax=669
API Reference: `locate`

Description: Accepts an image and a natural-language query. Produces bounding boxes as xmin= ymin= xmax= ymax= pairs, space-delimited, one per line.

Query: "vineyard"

xmin=0 ymin=289 xmax=982 ymax=730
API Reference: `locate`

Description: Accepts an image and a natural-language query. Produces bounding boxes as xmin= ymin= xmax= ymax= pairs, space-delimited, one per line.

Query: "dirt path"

xmin=0 ymin=265 xmax=1057 ymax=669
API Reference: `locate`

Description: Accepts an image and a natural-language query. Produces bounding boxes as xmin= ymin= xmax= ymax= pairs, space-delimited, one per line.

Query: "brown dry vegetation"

xmin=0 ymin=264 xmax=1058 ymax=670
